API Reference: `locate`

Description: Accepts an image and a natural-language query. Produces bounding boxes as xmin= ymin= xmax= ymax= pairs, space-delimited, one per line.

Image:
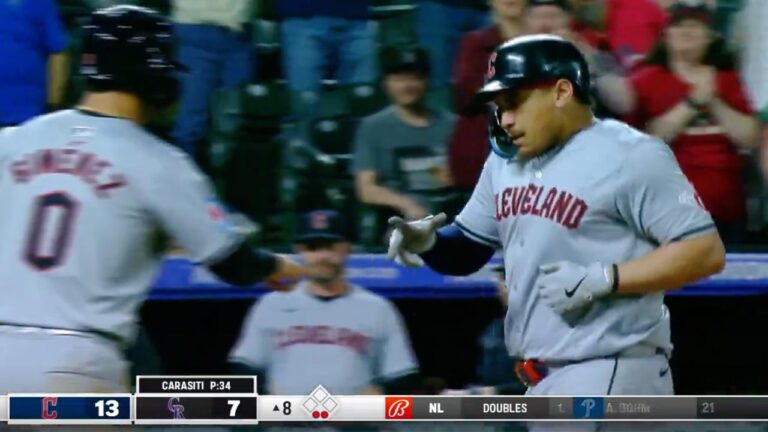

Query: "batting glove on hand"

xmin=536 ymin=261 xmax=614 ymax=315
xmin=386 ymin=213 xmax=448 ymax=267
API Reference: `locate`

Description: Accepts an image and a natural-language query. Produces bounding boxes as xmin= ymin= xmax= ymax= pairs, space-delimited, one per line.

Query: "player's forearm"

xmin=646 ymin=102 xmax=699 ymax=143
xmin=47 ymin=52 xmax=69 ymax=107
xmin=615 ymin=232 xmax=725 ymax=294
xmin=709 ymin=98 xmax=760 ymax=149
xmin=419 ymin=225 xmax=495 ymax=275
xmin=209 ymin=242 xmax=278 ymax=286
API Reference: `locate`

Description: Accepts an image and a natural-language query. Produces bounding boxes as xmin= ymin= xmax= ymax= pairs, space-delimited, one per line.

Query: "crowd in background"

xmin=1 ymin=0 xmax=767 ymax=249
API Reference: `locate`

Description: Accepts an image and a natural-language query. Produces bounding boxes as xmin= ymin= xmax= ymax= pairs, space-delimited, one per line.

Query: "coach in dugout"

xmin=229 ymin=210 xmax=421 ymax=395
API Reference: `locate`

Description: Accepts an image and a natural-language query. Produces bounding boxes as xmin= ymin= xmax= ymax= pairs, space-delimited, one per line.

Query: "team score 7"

xmin=211 ymin=397 xmax=257 ymax=420
xmin=24 ymin=192 xmax=79 ymax=271
xmin=228 ymin=400 xmax=239 ymax=416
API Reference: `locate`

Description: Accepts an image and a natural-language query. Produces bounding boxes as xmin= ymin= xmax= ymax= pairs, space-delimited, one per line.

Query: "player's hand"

xmin=386 ymin=213 xmax=448 ymax=267
xmin=535 ymin=261 xmax=613 ymax=315
xmin=264 ymin=255 xmax=308 ymax=292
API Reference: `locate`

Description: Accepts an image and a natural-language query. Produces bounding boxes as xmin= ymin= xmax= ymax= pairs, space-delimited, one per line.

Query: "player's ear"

xmin=553 ymin=79 xmax=574 ymax=108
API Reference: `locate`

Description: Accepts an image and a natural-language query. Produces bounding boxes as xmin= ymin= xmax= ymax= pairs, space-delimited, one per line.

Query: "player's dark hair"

xmin=84 ymin=78 xmax=131 ymax=95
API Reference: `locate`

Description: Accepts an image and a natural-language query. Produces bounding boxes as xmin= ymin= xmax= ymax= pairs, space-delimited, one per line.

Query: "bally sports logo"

xmin=385 ymin=397 xmax=413 ymax=419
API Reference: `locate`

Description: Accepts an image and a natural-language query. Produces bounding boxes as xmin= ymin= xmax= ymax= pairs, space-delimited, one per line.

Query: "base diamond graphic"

xmin=302 ymin=398 xmax=318 ymax=412
xmin=302 ymin=385 xmax=339 ymax=420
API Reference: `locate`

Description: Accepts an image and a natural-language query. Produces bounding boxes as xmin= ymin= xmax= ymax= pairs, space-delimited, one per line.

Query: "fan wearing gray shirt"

xmin=353 ymin=46 xmax=456 ymax=221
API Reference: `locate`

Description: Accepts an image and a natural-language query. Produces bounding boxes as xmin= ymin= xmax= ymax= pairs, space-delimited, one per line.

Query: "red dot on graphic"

xmin=321 ymin=411 xmax=329 ymax=419
xmin=312 ymin=411 xmax=320 ymax=419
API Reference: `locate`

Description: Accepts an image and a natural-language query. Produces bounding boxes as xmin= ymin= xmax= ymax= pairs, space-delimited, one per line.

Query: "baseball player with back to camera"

xmin=0 ymin=5 xmax=306 ymax=394
xmin=388 ymin=34 xmax=726 ymax=400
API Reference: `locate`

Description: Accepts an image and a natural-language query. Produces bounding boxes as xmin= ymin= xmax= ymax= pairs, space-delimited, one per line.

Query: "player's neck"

xmin=77 ymin=92 xmax=147 ymax=124
xmin=307 ymin=278 xmax=348 ymax=298
xmin=558 ymin=105 xmax=595 ymax=145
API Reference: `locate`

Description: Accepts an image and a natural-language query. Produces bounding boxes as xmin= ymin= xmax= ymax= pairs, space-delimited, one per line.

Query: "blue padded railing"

xmin=149 ymin=253 xmax=768 ymax=300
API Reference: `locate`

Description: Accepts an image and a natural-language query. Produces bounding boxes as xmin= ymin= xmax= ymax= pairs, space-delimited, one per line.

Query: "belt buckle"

xmin=514 ymin=359 xmax=549 ymax=387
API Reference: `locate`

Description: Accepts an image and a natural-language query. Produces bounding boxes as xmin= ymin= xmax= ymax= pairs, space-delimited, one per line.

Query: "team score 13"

xmin=23 ymin=191 xmax=79 ymax=271
xmin=95 ymin=399 xmax=120 ymax=417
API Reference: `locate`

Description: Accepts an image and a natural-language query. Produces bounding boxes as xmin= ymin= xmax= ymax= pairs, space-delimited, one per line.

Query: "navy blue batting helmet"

xmin=476 ymin=35 xmax=591 ymax=159
xmin=80 ymin=5 xmax=184 ymax=107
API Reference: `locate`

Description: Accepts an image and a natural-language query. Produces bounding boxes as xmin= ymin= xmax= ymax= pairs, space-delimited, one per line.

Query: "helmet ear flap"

xmin=488 ymin=107 xmax=518 ymax=160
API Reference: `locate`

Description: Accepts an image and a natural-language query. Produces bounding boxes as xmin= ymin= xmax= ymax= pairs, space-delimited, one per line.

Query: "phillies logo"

xmin=42 ymin=397 xmax=58 ymax=420
xmin=385 ymin=397 xmax=413 ymax=419
xmin=487 ymin=52 xmax=497 ymax=80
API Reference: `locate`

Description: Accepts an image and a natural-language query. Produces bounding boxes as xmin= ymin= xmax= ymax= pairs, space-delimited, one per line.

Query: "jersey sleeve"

xmin=143 ymin=148 xmax=242 ymax=264
xmin=229 ymin=299 xmax=272 ymax=368
xmin=616 ymin=138 xmax=716 ymax=243
xmin=454 ymin=157 xmax=502 ymax=248
xmin=375 ymin=301 xmax=419 ymax=380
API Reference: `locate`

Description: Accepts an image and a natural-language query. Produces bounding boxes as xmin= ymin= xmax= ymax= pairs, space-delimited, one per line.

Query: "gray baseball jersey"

xmin=455 ymin=119 xmax=715 ymax=362
xmin=0 ymin=110 xmax=241 ymax=343
xmin=230 ymin=282 xmax=418 ymax=395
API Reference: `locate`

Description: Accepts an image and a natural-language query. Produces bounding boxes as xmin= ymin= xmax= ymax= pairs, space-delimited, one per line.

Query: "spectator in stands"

xmin=230 ymin=210 xmax=420 ymax=395
xmin=278 ymin=0 xmax=377 ymax=143
xmin=416 ymin=0 xmax=491 ymax=86
xmin=353 ymin=47 xmax=456 ymax=221
xmin=623 ymin=3 xmax=759 ymax=241
xmin=566 ymin=0 xmax=606 ymax=30
xmin=278 ymin=0 xmax=376 ymax=95
xmin=171 ymin=0 xmax=256 ymax=168
xmin=0 ymin=0 xmax=68 ymax=127
xmin=525 ymin=0 xmax=628 ymax=118
xmin=448 ymin=0 xmax=526 ymax=191
xmin=731 ymin=1 xmax=768 ymax=130
xmin=442 ymin=264 xmax=525 ymax=396
xmin=606 ymin=0 xmax=671 ymax=69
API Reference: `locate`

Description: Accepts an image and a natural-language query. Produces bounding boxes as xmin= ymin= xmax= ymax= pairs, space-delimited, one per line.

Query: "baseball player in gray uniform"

xmin=230 ymin=210 xmax=420 ymax=395
xmin=387 ymin=34 xmax=726 ymax=403
xmin=0 ymin=6 xmax=306 ymax=394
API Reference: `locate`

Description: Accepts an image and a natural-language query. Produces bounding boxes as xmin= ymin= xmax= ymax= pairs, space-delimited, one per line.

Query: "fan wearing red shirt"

xmin=627 ymin=4 xmax=759 ymax=240
xmin=448 ymin=0 xmax=527 ymax=190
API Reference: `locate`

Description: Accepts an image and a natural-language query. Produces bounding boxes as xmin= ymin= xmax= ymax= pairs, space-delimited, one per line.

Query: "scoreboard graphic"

xmin=3 ymin=376 xmax=768 ymax=424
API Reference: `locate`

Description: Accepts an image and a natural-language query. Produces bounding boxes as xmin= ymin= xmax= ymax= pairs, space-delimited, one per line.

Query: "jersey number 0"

xmin=24 ymin=192 xmax=79 ymax=271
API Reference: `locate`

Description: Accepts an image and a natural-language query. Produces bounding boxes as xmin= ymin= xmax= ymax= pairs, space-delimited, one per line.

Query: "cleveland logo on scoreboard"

xmin=385 ymin=397 xmax=413 ymax=419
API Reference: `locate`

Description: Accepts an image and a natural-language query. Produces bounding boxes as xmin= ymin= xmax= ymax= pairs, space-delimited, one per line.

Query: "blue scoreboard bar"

xmin=8 ymin=394 xmax=132 ymax=425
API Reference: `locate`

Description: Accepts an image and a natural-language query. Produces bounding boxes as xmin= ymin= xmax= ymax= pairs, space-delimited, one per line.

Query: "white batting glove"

xmin=535 ymin=261 xmax=615 ymax=315
xmin=386 ymin=213 xmax=448 ymax=267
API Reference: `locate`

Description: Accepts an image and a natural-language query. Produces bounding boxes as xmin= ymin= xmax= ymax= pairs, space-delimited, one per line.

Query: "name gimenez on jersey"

xmin=10 ymin=148 xmax=127 ymax=198
xmin=495 ymin=183 xmax=588 ymax=229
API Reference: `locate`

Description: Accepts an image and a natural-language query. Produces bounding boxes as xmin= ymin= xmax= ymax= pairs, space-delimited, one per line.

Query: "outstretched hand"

xmin=386 ymin=213 xmax=448 ymax=267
